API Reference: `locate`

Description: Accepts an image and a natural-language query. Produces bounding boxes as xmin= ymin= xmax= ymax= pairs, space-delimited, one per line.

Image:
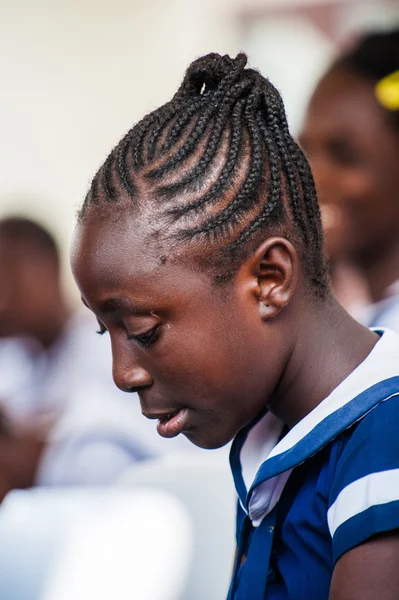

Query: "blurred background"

xmin=1 ymin=0 xmax=398 ymax=301
xmin=0 ymin=0 xmax=399 ymax=598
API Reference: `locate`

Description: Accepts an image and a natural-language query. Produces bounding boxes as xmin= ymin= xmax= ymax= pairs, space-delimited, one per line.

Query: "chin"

xmin=183 ymin=429 xmax=233 ymax=451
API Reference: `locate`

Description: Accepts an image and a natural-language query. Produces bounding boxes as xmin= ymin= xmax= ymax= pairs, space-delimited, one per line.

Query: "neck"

xmin=359 ymin=239 xmax=399 ymax=302
xmin=269 ymin=295 xmax=379 ymax=428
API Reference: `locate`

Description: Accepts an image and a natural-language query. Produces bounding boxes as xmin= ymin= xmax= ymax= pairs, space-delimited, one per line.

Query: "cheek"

xmin=318 ymin=169 xmax=377 ymax=256
xmin=153 ymin=326 xmax=245 ymax=395
xmin=156 ymin=311 xmax=268 ymax=414
xmin=345 ymin=168 xmax=399 ymax=246
xmin=153 ymin=307 xmax=253 ymax=391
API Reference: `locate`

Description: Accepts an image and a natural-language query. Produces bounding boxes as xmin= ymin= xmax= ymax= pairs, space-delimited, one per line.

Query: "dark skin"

xmin=301 ymin=66 xmax=399 ymax=303
xmin=0 ymin=237 xmax=71 ymax=348
xmin=71 ymin=205 xmax=398 ymax=599
xmin=0 ymin=423 xmax=46 ymax=502
xmin=0 ymin=430 xmax=46 ymax=502
xmin=330 ymin=533 xmax=399 ymax=600
xmin=0 ymin=235 xmax=70 ymax=498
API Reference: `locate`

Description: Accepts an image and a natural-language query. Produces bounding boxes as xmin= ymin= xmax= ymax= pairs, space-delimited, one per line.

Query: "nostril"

xmin=126 ymin=385 xmax=142 ymax=394
xmin=113 ymin=378 xmax=141 ymax=394
xmin=113 ymin=365 xmax=152 ymax=394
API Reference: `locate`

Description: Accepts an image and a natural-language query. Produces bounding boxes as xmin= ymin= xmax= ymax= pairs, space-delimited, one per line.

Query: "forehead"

xmin=71 ymin=208 xmax=215 ymax=310
xmin=303 ymin=68 xmax=390 ymax=141
xmin=72 ymin=208 xmax=156 ymax=276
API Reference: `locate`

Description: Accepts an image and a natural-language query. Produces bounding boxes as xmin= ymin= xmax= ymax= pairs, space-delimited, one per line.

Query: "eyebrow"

xmin=99 ymin=297 xmax=137 ymax=314
xmin=81 ymin=295 xmax=146 ymax=315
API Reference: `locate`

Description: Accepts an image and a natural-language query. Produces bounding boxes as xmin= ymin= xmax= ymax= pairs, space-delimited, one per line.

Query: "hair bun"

xmin=180 ymin=52 xmax=248 ymax=97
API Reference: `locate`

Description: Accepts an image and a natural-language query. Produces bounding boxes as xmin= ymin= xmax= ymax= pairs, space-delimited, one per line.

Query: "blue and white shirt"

xmin=228 ymin=328 xmax=399 ymax=600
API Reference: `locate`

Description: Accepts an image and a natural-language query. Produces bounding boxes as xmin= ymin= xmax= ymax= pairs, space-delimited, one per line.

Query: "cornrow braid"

xmin=159 ymin=96 xmax=205 ymax=154
xmin=80 ymin=52 xmax=328 ymax=296
xmin=183 ymin=91 xmax=266 ymax=238
xmin=101 ymin=149 xmax=118 ymax=202
xmin=116 ymin=130 xmax=137 ymax=197
xmin=132 ymin=99 xmax=179 ymax=168
xmin=229 ymin=112 xmax=283 ymax=251
xmin=165 ymin=95 xmax=247 ymax=217
xmin=262 ymin=86 xmax=307 ymax=241
xmin=157 ymin=82 xmax=251 ymax=197
xmin=146 ymin=54 xmax=249 ymax=179
xmin=145 ymin=102 xmax=215 ymax=179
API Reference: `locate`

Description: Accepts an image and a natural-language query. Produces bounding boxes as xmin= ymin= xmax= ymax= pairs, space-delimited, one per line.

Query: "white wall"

xmin=0 ymin=0 xmax=239 ymax=300
xmin=2 ymin=0 xmax=396 ymax=300
xmin=242 ymin=16 xmax=334 ymax=135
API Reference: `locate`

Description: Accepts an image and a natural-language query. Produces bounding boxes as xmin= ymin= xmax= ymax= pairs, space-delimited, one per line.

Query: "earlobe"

xmin=252 ymin=237 xmax=298 ymax=321
xmin=259 ymin=302 xmax=277 ymax=319
xmin=259 ymin=302 xmax=274 ymax=319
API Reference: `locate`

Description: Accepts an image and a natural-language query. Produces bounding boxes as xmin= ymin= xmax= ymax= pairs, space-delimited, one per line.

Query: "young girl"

xmin=71 ymin=53 xmax=399 ymax=599
xmin=301 ymin=29 xmax=399 ymax=329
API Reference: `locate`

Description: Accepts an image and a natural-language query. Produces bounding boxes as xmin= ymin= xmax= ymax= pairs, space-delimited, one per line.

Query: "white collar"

xmin=231 ymin=328 xmax=399 ymax=525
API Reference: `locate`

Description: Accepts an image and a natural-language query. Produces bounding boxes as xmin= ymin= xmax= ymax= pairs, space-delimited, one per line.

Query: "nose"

xmin=112 ymin=354 xmax=152 ymax=394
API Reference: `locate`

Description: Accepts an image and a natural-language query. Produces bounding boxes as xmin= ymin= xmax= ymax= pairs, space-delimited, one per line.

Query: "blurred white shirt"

xmin=356 ymin=281 xmax=399 ymax=332
xmin=0 ymin=311 xmax=208 ymax=486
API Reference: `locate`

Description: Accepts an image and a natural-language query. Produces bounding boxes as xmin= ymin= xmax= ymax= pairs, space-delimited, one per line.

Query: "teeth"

xmin=161 ymin=411 xmax=177 ymax=421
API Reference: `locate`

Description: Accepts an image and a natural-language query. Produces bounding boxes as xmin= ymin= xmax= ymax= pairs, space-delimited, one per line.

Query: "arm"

xmin=330 ymin=531 xmax=399 ymax=600
xmin=327 ymin=397 xmax=399 ymax=600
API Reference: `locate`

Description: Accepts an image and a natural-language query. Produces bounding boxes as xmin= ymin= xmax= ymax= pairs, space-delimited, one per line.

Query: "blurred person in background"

xmin=301 ymin=29 xmax=399 ymax=328
xmin=0 ymin=217 xmax=190 ymax=499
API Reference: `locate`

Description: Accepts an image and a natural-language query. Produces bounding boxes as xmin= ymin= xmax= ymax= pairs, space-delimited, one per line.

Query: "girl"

xmin=301 ymin=29 xmax=399 ymax=330
xmin=71 ymin=53 xmax=399 ymax=599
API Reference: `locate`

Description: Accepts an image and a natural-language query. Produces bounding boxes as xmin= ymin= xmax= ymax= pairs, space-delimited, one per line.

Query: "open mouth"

xmin=158 ymin=409 xmax=180 ymax=422
xmin=156 ymin=408 xmax=189 ymax=439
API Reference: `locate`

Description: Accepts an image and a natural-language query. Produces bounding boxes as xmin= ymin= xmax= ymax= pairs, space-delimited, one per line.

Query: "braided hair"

xmin=334 ymin=28 xmax=399 ymax=132
xmin=79 ymin=53 xmax=328 ymax=295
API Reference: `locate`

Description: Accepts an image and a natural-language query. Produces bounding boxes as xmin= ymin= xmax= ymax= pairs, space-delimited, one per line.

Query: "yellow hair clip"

xmin=375 ymin=70 xmax=399 ymax=111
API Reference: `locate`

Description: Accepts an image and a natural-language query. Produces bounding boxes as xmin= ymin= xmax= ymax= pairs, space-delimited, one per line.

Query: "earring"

xmin=260 ymin=303 xmax=271 ymax=318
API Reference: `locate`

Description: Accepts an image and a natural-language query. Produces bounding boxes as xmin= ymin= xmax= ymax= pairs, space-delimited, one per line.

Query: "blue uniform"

xmin=228 ymin=329 xmax=399 ymax=600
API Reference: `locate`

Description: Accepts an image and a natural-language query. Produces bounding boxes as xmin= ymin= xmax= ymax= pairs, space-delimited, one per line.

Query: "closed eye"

xmin=128 ymin=325 xmax=160 ymax=348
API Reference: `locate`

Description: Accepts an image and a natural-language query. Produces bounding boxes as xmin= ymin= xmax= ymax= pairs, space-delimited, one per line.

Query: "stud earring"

xmin=260 ymin=303 xmax=271 ymax=318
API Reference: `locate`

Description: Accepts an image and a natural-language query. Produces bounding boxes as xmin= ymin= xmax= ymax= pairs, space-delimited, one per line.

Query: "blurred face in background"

xmin=0 ymin=237 xmax=58 ymax=339
xmin=0 ymin=238 xmax=31 ymax=337
xmin=300 ymin=66 xmax=399 ymax=267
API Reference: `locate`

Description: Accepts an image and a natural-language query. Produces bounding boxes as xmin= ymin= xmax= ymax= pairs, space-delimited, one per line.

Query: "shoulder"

xmin=328 ymin=394 xmax=399 ymax=564
xmin=333 ymin=394 xmax=399 ymax=491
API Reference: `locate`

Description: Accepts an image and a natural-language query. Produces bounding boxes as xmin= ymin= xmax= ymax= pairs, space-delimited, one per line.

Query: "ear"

xmin=241 ymin=237 xmax=298 ymax=320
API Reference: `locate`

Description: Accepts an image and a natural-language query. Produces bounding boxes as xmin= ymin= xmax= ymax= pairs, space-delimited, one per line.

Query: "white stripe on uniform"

xmin=327 ymin=468 xmax=399 ymax=537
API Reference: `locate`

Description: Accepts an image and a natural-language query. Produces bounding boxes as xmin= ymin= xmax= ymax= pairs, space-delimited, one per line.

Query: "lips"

xmin=142 ymin=409 xmax=181 ymax=421
xmin=156 ymin=408 xmax=189 ymax=438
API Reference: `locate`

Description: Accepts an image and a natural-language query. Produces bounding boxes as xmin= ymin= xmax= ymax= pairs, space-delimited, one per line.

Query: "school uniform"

xmin=228 ymin=328 xmax=399 ymax=600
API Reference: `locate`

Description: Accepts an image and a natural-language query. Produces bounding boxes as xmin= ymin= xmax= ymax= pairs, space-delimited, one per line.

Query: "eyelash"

xmin=127 ymin=325 xmax=160 ymax=348
xmin=96 ymin=324 xmax=160 ymax=348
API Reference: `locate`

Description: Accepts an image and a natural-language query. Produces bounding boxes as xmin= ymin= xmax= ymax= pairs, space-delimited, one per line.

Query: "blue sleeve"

xmin=328 ymin=395 xmax=399 ymax=564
